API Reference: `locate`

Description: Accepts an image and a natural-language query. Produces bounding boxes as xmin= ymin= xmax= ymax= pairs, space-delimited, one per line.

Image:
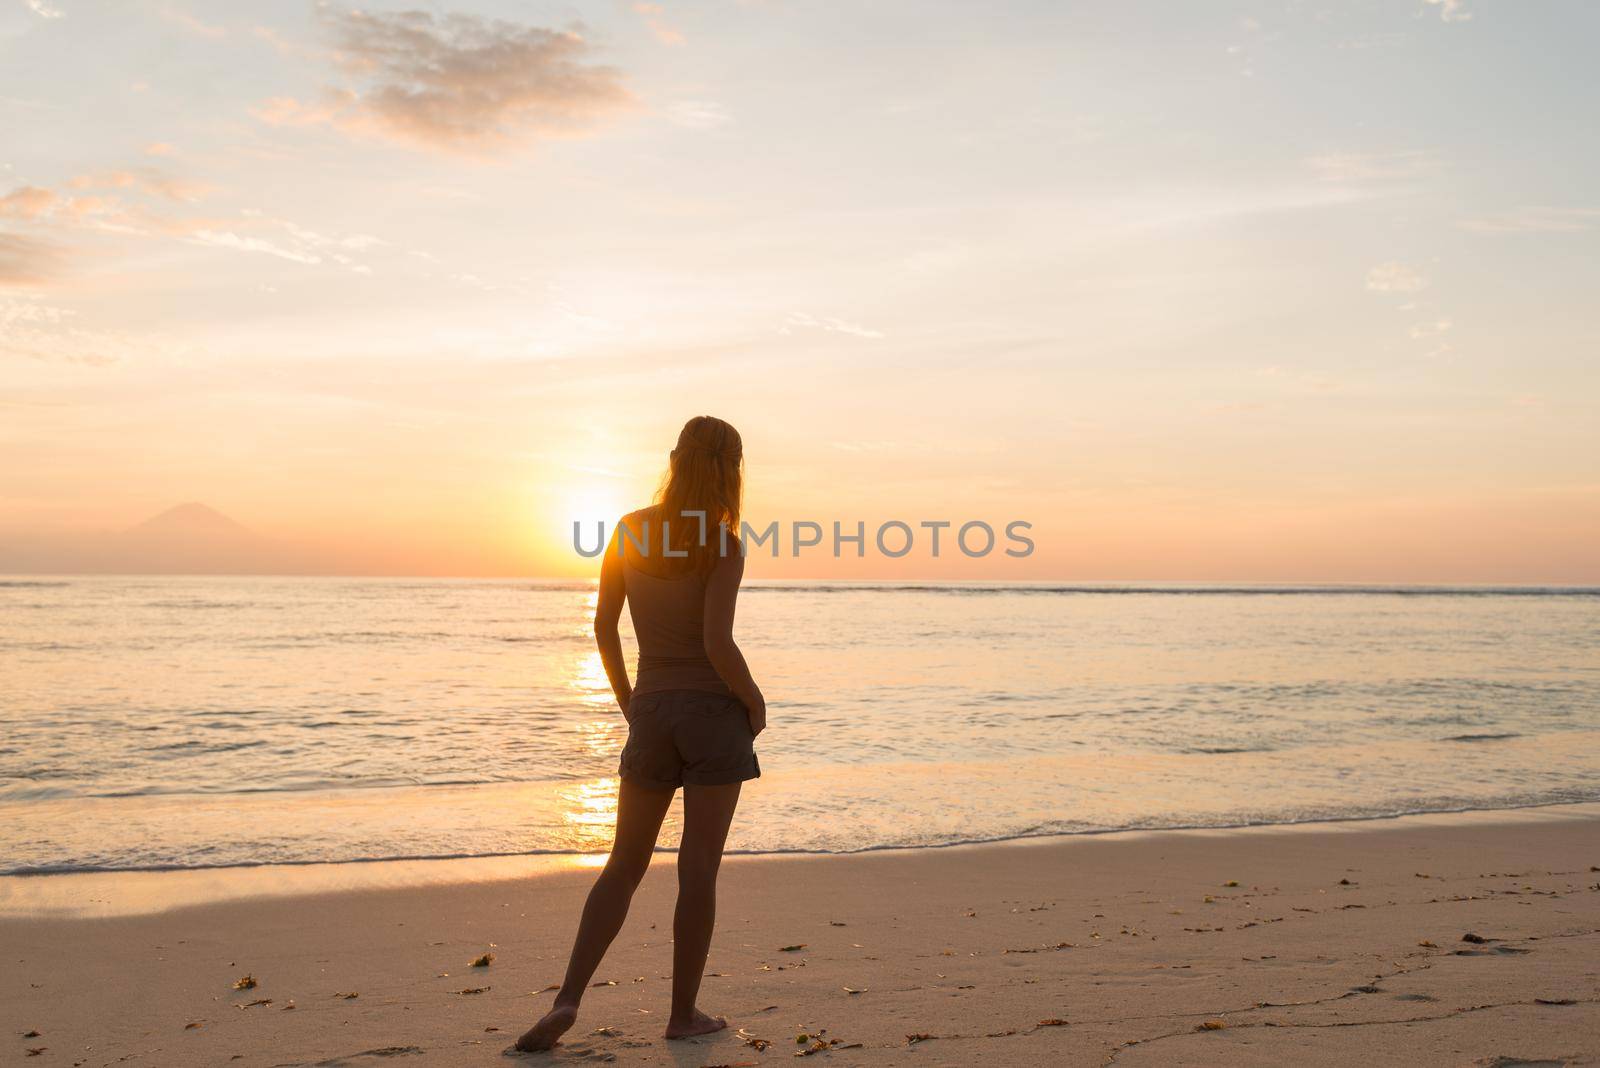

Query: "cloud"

xmin=0 ymin=186 xmax=57 ymax=220
xmin=1365 ymin=262 xmax=1428 ymax=294
xmin=187 ymin=229 xmax=323 ymax=265
xmin=159 ymin=4 xmax=225 ymax=38
xmin=187 ymin=213 xmax=382 ymax=271
xmin=633 ymin=2 xmax=684 ymax=46
xmin=0 ymin=233 xmax=63 ymax=286
xmin=69 ymin=168 xmax=209 ymax=203
xmin=1305 ymin=151 xmax=1430 ymax=184
xmin=0 ymin=293 xmax=150 ymax=364
xmin=24 ymin=0 xmax=64 ymax=18
xmin=665 ymin=100 xmax=731 ymax=129
xmin=1422 ymin=0 xmax=1471 ymax=22
xmin=256 ymin=7 xmax=632 ymax=153
xmin=1 ymin=170 xmax=380 ymax=278
xmin=779 ymin=312 xmax=884 ymax=339
xmin=1458 ymin=206 xmax=1600 ymax=234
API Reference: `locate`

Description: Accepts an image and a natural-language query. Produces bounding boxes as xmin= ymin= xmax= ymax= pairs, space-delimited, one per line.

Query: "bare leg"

xmin=664 ymin=781 xmax=741 ymax=1039
xmin=515 ymin=779 xmax=674 ymax=1052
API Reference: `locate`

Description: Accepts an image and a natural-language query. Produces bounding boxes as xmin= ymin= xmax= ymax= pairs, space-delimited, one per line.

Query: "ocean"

xmin=2 ymin=576 xmax=1598 ymax=875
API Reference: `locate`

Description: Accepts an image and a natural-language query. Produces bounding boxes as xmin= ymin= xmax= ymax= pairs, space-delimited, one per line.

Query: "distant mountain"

xmin=113 ymin=502 xmax=273 ymax=573
xmin=0 ymin=503 xmax=330 ymax=575
xmin=125 ymin=502 xmax=255 ymax=539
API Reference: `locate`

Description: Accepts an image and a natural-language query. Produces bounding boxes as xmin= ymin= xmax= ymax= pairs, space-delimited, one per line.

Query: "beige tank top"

xmin=623 ymin=560 xmax=732 ymax=697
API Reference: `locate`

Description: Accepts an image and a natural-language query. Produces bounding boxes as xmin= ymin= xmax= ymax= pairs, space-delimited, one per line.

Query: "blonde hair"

xmin=654 ymin=415 xmax=743 ymax=572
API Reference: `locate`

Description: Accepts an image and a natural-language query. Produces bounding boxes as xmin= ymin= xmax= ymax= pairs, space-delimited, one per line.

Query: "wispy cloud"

xmin=780 ymin=312 xmax=884 ymax=339
xmin=24 ymin=0 xmax=64 ymax=19
xmin=0 ymin=293 xmax=160 ymax=364
xmin=1458 ymin=206 xmax=1600 ymax=234
xmin=1422 ymin=0 xmax=1472 ymax=23
xmin=69 ymin=168 xmax=209 ymax=203
xmin=1365 ymin=262 xmax=1429 ymax=294
xmin=665 ymin=100 xmax=731 ymax=129
xmin=633 ymin=2 xmax=684 ymax=46
xmin=255 ymin=7 xmax=633 ymax=154
xmin=1305 ymin=150 xmax=1431 ymax=184
xmin=159 ymin=4 xmax=225 ymax=38
xmin=188 ymin=211 xmax=381 ymax=272
xmin=187 ymin=229 xmax=322 ymax=265
xmin=0 ymin=233 xmax=63 ymax=286
xmin=0 ymin=186 xmax=57 ymax=220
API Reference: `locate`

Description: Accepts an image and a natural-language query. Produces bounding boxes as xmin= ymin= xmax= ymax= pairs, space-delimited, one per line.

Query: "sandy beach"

xmin=4 ymin=806 xmax=1597 ymax=1067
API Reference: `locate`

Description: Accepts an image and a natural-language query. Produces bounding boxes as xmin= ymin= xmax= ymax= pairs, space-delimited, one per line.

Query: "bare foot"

xmin=515 ymin=1002 xmax=578 ymax=1052
xmin=664 ymin=1008 xmax=728 ymax=1040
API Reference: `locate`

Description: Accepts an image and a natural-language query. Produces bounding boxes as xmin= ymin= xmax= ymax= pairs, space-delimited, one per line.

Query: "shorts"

xmin=618 ymin=689 xmax=761 ymax=790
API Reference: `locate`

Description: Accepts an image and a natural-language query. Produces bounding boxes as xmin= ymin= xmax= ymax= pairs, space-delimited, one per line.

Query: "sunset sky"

xmin=2 ymin=0 xmax=1597 ymax=581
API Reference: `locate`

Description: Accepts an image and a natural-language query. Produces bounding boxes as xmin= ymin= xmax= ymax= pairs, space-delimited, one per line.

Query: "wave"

xmin=8 ymin=795 xmax=1597 ymax=876
xmin=741 ymin=583 xmax=1600 ymax=597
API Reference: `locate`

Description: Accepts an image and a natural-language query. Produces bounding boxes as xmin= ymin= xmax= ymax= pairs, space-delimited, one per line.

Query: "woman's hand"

xmin=745 ymin=694 xmax=767 ymax=737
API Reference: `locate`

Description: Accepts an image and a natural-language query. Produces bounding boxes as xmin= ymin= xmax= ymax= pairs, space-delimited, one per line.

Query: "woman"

xmin=516 ymin=415 xmax=767 ymax=1051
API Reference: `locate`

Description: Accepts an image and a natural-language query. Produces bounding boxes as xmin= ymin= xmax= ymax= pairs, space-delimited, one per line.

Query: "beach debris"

xmin=282 ymin=1001 xmax=296 ymax=1010
xmin=736 ymin=1029 xmax=770 ymax=1051
xmin=1195 ymin=1019 xmax=1227 ymax=1031
xmin=1202 ymin=895 xmax=1215 ymax=904
xmin=1536 ymin=998 xmax=1577 ymax=1005
xmin=1338 ymin=878 xmax=1353 ymax=885
xmin=22 ymin=1031 xmax=41 ymax=1038
xmin=906 ymin=1033 xmax=935 ymax=1045
xmin=592 ymin=1027 xmax=620 ymax=1036
xmin=591 ymin=979 xmax=618 ymax=987
xmin=232 ymin=974 xmax=257 ymax=990
xmin=1002 ymin=941 xmax=1075 ymax=954
xmin=26 ymin=1049 xmax=45 ymax=1057
xmin=793 ymin=1030 xmax=853 ymax=1056
xmin=1223 ymin=880 xmax=1239 ymax=887
xmin=1036 ymin=1018 xmax=1068 ymax=1027
xmin=829 ymin=921 xmax=847 ymax=927
xmin=1419 ymin=940 xmax=1438 ymax=948
xmin=334 ymin=992 xmax=359 ymax=999
xmin=240 ymin=998 xmax=272 ymax=1008
xmin=843 ymin=986 xmax=864 ymax=995
xmin=1462 ymin=932 xmax=1491 ymax=943
xmin=778 ymin=944 xmax=806 ymax=952
xmin=458 ymin=986 xmax=490 ymax=995
xmin=470 ymin=952 xmax=495 ymax=968
xmin=185 ymin=1021 xmax=203 ymax=1030
xmin=537 ymin=983 xmax=560 ymax=992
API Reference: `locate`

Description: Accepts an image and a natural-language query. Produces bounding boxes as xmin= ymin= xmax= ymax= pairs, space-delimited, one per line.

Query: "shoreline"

xmin=5 ymin=799 xmax=1597 ymax=1066
xmin=7 ymin=800 xmax=1599 ymax=920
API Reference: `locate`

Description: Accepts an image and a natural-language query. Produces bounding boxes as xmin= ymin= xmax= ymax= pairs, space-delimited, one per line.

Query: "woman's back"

xmin=620 ymin=508 xmax=732 ymax=697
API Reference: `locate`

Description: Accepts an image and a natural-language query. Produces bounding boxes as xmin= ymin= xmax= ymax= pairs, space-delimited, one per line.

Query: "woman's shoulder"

xmin=711 ymin=522 xmax=745 ymax=562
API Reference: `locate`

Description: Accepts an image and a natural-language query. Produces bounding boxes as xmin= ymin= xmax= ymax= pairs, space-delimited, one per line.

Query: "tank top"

xmin=623 ymin=560 xmax=732 ymax=697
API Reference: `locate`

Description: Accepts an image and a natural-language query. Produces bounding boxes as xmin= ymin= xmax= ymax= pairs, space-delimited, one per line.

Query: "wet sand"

xmin=4 ymin=806 xmax=1598 ymax=1067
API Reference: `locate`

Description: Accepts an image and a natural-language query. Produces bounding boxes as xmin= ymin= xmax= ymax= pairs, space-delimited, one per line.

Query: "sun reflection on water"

xmin=559 ymin=776 xmax=620 ymax=857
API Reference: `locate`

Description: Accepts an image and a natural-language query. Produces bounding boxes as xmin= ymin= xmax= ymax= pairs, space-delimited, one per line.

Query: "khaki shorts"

xmin=618 ymin=689 xmax=761 ymax=789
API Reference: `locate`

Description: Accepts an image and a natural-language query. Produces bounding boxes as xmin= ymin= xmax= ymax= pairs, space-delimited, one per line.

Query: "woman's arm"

xmin=702 ymin=545 xmax=766 ymax=735
xmin=594 ymin=522 xmax=633 ymax=717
